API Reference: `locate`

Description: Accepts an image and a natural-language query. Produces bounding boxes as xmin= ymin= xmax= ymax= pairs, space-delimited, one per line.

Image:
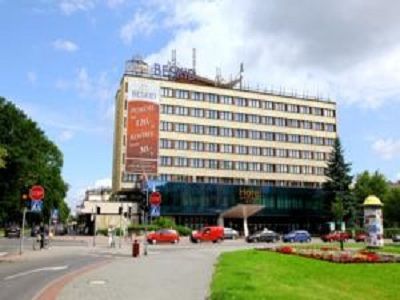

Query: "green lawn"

xmin=210 ymin=250 xmax=400 ymax=300
xmin=380 ymin=244 xmax=400 ymax=254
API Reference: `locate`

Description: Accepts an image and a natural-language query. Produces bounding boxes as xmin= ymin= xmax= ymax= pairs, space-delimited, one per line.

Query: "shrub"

xmin=277 ymin=246 xmax=295 ymax=254
xmin=384 ymin=228 xmax=400 ymax=238
xmin=175 ymin=225 xmax=192 ymax=236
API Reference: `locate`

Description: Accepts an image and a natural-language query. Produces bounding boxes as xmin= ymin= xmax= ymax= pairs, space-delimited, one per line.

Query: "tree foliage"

xmin=0 ymin=146 xmax=6 ymax=169
xmin=323 ymin=138 xmax=355 ymax=225
xmin=384 ymin=187 xmax=400 ymax=227
xmin=0 ymin=97 xmax=69 ymax=224
xmin=353 ymin=171 xmax=389 ymax=205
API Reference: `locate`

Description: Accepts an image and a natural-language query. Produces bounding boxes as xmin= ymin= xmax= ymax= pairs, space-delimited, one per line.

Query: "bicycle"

xmin=32 ymin=234 xmax=50 ymax=250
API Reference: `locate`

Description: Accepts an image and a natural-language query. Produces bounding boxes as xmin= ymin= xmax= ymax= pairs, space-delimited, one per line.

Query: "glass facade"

xmin=154 ymin=182 xmax=331 ymax=232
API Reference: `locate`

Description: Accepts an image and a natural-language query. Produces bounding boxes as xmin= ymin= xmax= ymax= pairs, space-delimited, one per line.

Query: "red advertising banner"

xmin=125 ymin=100 xmax=159 ymax=174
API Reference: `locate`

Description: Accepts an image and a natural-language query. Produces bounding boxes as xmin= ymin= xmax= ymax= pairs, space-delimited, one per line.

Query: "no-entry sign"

xmin=149 ymin=192 xmax=161 ymax=206
xmin=29 ymin=185 xmax=45 ymax=201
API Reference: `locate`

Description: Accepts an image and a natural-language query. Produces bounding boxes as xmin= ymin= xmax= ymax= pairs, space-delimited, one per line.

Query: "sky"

xmin=1 ymin=0 xmax=400 ymax=211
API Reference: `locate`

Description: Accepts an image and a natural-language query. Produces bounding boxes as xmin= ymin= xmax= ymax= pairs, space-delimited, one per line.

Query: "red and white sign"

xmin=29 ymin=185 xmax=44 ymax=201
xmin=150 ymin=192 xmax=162 ymax=206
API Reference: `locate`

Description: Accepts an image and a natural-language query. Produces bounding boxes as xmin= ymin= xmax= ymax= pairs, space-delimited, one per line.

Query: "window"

xmin=315 ymin=167 xmax=325 ymax=175
xmin=160 ymin=156 xmax=172 ymax=166
xmin=176 ymin=90 xmax=189 ymax=99
xmin=275 ymin=118 xmax=286 ymax=126
xmin=262 ymin=116 xmax=274 ymax=125
xmin=289 ymin=165 xmax=301 ymax=174
xmin=325 ymin=124 xmax=335 ymax=132
xmin=276 ymin=164 xmax=288 ymax=173
xmin=162 ymin=105 xmax=174 ymax=114
xmin=205 ymin=110 xmax=218 ymax=119
xmin=263 ymin=132 xmax=274 ymax=141
xmin=190 ymin=141 xmax=204 ymax=151
xmin=221 ymin=161 xmax=233 ymax=170
xmin=248 ymin=115 xmax=260 ymax=124
xmin=235 ymin=145 xmax=247 ymax=155
xmin=235 ymin=129 xmax=247 ymax=139
xmin=287 ymin=134 xmax=300 ymax=143
xmin=249 ymin=130 xmax=261 ymax=140
xmin=190 ymin=158 xmax=204 ymax=168
xmin=161 ymin=121 xmax=173 ymax=131
xmin=263 ymin=164 xmax=274 ymax=172
xmin=237 ymin=161 xmax=248 ymax=171
xmin=325 ymin=138 xmax=335 ymax=146
xmin=220 ymin=128 xmax=233 ymax=137
xmin=174 ymin=157 xmax=188 ymax=167
xmin=204 ymin=93 xmax=218 ymax=103
xmin=248 ymin=147 xmax=261 ymax=156
xmin=276 ymin=149 xmax=287 ymax=157
xmin=287 ymin=119 xmax=299 ymax=128
xmin=209 ymin=159 xmax=218 ymax=169
xmin=161 ymin=88 xmax=173 ymax=97
xmin=263 ymin=101 xmax=274 ymax=110
xmin=301 ymin=136 xmax=312 ymax=144
xmin=234 ymin=113 xmax=246 ymax=122
xmin=205 ymin=143 xmax=218 ymax=152
xmin=313 ymin=122 xmax=323 ymax=131
xmin=190 ymin=108 xmax=204 ymax=118
xmin=175 ymin=106 xmax=189 ymax=116
xmin=288 ymin=150 xmax=300 ymax=159
xmin=205 ymin=126 xmax=219 ymax=136
xmin=299 ymin=106 xmax=310 ymax=114
xmin=263 ymin=148 xmax=274 ymax=157
xmin=313 ymin=137 xmax=324 ymax=145
xmin=302 ymin=121 xmax=312 ymax=129
xmin=248 ymin=99 xmax=260 ymax=108
xmin=220 ymin=96 xmax=233 ymax=105
xmin=234 ymin=97 xmax=247 ymax=107
xmin=312 ymin=107 xmax=323 ymax=116
xmin=191 ymin=92 xmax=203 ymax=101
xmin=275 ymin=103 xmax=286 ymax=111
xmin=221 ymin=144 xmax=233 ymax=153
xmin=175 ymin=140 xmax=188 ymax=150
xmin=302 ymin=151 xmax=312 ymax=159
xmin=324 ymin=109 xmax=335 ymax=117
xmin=220 ymin=111 xmax=233 ymax=121
xmin=191 ymin=125 xmax=204 ymax=134
xmin=160 ymin=139 xmax=173 ymax=149
xmin=302 ymin=166 xmax=313 ymax=174
xmin=275 ymin=133 xmax=287 ymax=142
xmin=314 ymin=152 xmax=325 ymax=160
xmin=287 ymin=104 xmax=298 ymax=113
xmin=175 ymin=123 xmax=189 ymax=133
xmin=248 ymin=162 xmax=261 ymax=171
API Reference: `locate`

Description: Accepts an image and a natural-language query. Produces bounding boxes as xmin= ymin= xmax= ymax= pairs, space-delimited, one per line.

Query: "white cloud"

xmin=27 ymin=71 xmax=37 ymax=84
xmin=53 ymin=39 xmax=79 ymax=52
xmin=59 ymin=0 xmax=96 ymax=15
xmin=372 ymin=138 xmax=400 ymax=160
xmin=59 ymin=130 xmax=74 ymax=142
xmin=106 ymin=0 xmax=125 ymax=8
xmin=120 ymin=11 xmax=156 ymax=44
xmin=396 ymin=172 xmax=400 ymax=180
xmin=140 ymin=0 xmax=400 ymax=109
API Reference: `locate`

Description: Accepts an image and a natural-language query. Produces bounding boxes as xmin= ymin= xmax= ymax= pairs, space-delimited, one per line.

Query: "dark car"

xmin=246 ymin=229 xmax=280 ymax=243
xmin=392 ymin=234 xmax=400 ymax=243
xmin=5 ymin=224 xmax=20 ymax=238
xmin=283 ymin=230 xmax=311 ymax=243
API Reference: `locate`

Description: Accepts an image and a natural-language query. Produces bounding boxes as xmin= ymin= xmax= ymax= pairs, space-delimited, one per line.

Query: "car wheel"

xmin=172 ymin=239 xmax=178 ymax=244
xmin=307 ymin=238 xmax=312 ymax=243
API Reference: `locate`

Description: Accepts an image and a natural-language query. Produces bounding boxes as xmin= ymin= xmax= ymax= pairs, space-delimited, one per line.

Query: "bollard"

xmin=132 ymin=239 xmax=140 ymax=257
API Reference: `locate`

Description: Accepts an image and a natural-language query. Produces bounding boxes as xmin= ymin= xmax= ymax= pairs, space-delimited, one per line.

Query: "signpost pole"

xmin=19 ymin=207 xmax=27 ymax=255
xmin=144 ymin=187 xmax=149 ymax=256
xmin=119 ymin=203 xmax=122 ymax=248
xmin=92 ymin=207 xmax=96 ymax=247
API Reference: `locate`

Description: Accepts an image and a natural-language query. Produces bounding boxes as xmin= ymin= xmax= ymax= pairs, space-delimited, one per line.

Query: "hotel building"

xmin=112 ymin=56 xmax=337 ymax=234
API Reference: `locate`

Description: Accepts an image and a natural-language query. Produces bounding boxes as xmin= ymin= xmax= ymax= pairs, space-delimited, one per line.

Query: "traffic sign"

xmin=150 ymin=205 xmax=160 ymax=217
xmin=29 ymin=185 xmax=45 ymax=201
xmin=149 ymin=192 xmax=162 ymax=206
xmin=31 ymin=200 xmax=43 ymax=212
xmin=51 ymin=209 xmax=59 ymax=220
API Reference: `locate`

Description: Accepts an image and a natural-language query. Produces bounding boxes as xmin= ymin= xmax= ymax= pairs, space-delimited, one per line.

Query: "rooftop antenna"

xmin=215 ymin=67 xmax=222 ymax=85
xmin=172 ymin=49 xmax=176 ymax=67
xmin=239 ymin=63 xmax=244 ymax=89
xmin=192 ymin=48 xmax=196 ymax=73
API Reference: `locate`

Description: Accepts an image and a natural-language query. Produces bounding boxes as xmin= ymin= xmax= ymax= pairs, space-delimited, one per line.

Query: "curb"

xmin=32 ymin=259 xmax=111 ymax=300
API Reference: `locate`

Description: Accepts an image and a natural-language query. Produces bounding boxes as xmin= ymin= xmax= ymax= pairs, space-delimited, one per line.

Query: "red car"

xmin=190 ymin=226 xmax=224 ymax=243
xmin=321 ymin=231 xmax=352 ymax=242
xmin=354 ymin=232 xmax=367 ymax=242
xmin=146 ymin=229 xmax=180 ymax=244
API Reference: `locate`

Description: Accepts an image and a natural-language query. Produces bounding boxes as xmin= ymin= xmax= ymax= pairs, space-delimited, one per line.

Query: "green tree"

xmin=0 ymin=97 xmax=69 ymax=224
xmin=384 ymin=187 xmax=400 ymax=227
xmin=0 ymin=146 xmax=6 ymax=169
xmin=323 ymin=138 xmax=355 ymax=226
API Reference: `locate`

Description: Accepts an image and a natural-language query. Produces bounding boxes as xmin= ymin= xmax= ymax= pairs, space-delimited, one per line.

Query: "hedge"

xmin=127 ymin=224 xmax=192 ymax=236
xmin=345 ymin=227 xmax=400 ymax=238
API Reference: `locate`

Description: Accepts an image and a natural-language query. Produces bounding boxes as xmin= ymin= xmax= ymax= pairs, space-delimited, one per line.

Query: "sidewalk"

xmin=57 ymin=244 xmax=230 ymax=300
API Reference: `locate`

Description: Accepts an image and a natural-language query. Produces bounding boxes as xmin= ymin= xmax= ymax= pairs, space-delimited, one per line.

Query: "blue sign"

xmin=51 ymin=209 xmax=59 ymax=220
xmin=150 ymin=205 xmax=160 ymax=217
xmin=31 ymin=200 xmax=43 ymax=212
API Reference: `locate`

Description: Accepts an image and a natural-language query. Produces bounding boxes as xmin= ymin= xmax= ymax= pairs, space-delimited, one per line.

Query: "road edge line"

xmin=32 ymin=259 xmax=111 ymax=300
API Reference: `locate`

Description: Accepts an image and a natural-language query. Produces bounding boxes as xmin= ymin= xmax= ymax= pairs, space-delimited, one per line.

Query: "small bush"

xmin=384 ymin=228 xmax=400 ymax=238
xmin=175 ymin=225 xmax=192 ymax=236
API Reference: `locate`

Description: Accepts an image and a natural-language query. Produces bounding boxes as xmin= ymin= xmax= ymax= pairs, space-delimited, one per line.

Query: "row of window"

xmin=161 ymin=87 xmax=335 ymax=117
xmin=122 ymin=173 xmax=322 ymax=188
xmin=159 ymin=156 xmax=326 ymax=175
xmin=161 ymin=105 xmax=336 ymax=132
xmin=160 ymin=139 xmax=327 ymax=160
xmin=160 ymin=121 xmax=335 ymax=146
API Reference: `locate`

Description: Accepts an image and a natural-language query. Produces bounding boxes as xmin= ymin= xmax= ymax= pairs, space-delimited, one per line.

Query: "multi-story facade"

xmin=112 ymin=57 xmax=337 ymax=234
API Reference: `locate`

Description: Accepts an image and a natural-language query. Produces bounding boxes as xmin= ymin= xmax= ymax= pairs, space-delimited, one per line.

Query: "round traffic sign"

xmin=149 ymin=192 xmax=161 ymax=206
xmin=29 ymin=185 xmax=45 ymax=200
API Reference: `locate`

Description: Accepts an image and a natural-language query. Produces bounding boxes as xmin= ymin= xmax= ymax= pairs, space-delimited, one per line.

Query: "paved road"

xmin=0 ymin=247 xmax=105 ymax=300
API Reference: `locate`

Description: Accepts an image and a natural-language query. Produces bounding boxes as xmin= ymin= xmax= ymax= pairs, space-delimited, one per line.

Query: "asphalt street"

xmin=0 ymin=248 xmax=106 ymax=300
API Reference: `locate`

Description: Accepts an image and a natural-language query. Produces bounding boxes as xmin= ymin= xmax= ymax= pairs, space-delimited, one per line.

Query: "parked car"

xmin=190 ymin=226 xmax=224 ymax=243
xmin=146 ymin=229 xmax=180 ymax=244
xmin=354 ymin=232 xmax=367 ymax=242
xmin=282 ymin=230 xmax=311 ymax=243
xmin=321 ymin=231 xmax=352 ymax=242
xmin=246 ymin=229 xmax=280 ymax=243
xmin=224 ymin=227 xmax=239 ymax=240
xmin=392 ymin=234 xmax=400 ymax=243
xmin=5 ymin=224 xmax=20 ymax=238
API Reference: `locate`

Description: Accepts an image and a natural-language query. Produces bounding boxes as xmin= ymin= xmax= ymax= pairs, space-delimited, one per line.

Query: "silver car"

xmin=224 ymin=227 xmax=239 ymax=239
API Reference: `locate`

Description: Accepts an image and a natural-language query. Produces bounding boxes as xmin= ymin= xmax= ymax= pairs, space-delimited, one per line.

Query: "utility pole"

xmin=92 ymin=206 xmax=97 ymax=247
xmin=119 ymin=202 xmax=122 ymax=248
xmin=19 ymin=207 xmax=27 ymax=255
xmin=144 ymin=186 xmax=149 ymax=256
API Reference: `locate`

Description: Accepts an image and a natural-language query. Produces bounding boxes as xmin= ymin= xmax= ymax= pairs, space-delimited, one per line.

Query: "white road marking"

xmin=0 ymin=252 xmax=8 ymax=257
xmin=4 ymin=265 xmax=69 ymax=280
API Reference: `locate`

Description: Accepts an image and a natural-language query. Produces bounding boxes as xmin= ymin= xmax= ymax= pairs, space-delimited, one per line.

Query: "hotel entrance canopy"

xmin=220 ymin=204 xmax=265 ymax=219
